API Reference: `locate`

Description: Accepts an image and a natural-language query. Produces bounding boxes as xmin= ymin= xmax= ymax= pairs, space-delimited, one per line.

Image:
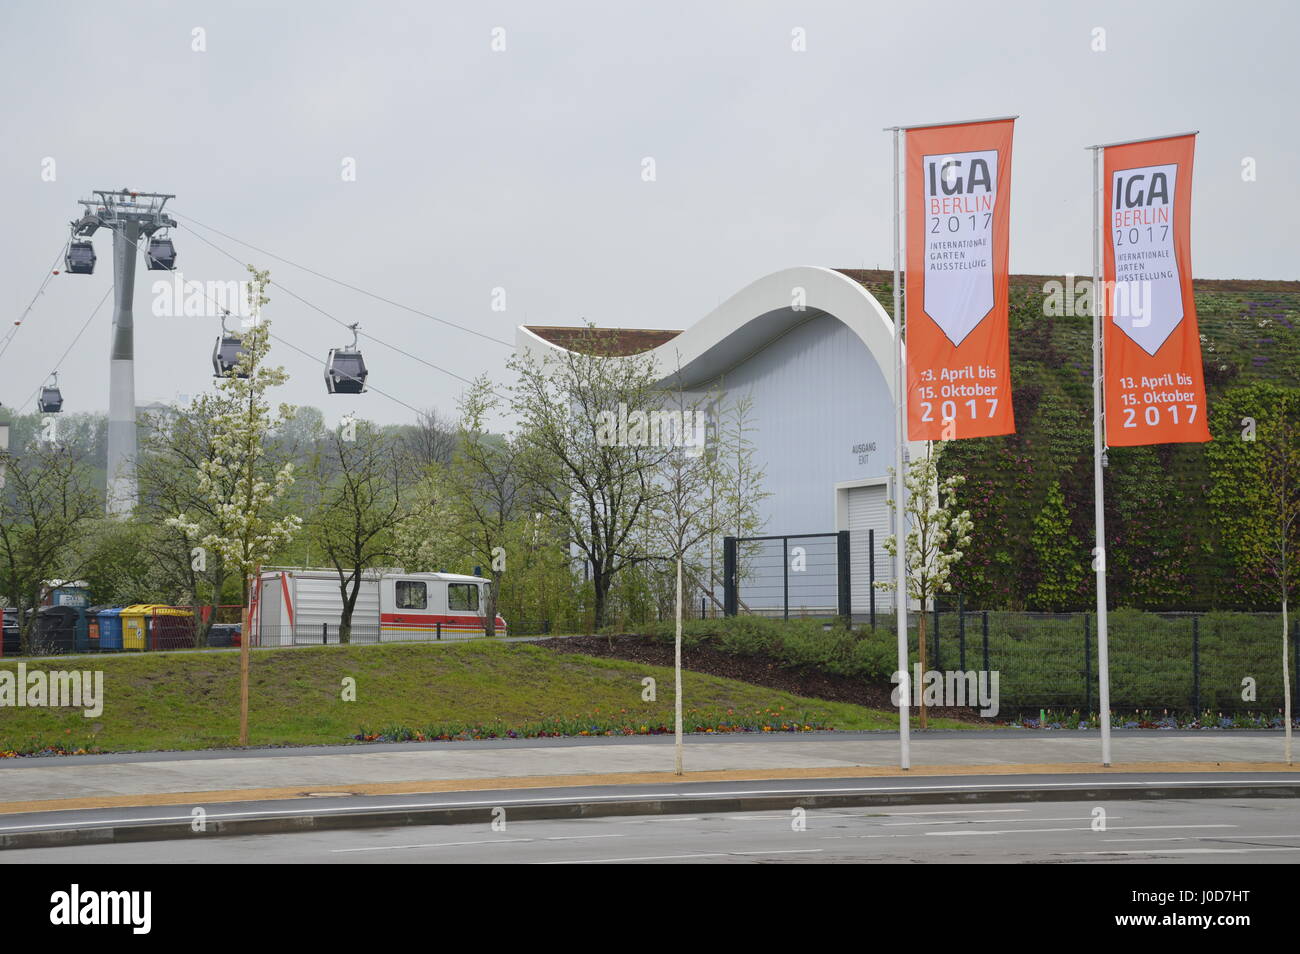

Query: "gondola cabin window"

xmin=448 ymin=583 xmax=479 ymax=612
xmin=395 ymin=580 xmax=427 ymax=610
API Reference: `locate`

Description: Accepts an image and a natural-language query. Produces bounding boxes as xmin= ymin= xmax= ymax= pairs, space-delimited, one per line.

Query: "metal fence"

xmin=0 ymin=605 xmax=502 ymax=655
xmin=884 ymin=605 xmax=1300 ymax=716
xmin=2 ymin=604 xmax=248 ymax=656
xmin=723 ymin=532 xmax=851 ymax=619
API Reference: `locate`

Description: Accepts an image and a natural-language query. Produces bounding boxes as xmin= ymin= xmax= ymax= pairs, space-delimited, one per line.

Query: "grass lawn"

xmin=0 ymin=641 xmax=968 ymax=755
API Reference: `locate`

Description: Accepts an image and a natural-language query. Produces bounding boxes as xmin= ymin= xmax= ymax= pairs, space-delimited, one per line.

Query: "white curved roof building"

xmin=515 ymin=266 xmax=915 ymax=613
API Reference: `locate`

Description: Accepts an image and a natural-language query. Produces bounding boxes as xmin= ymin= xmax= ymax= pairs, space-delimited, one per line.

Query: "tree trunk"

xmin=193 ymin=600 xmax=210 ymax=648
xmin=207 ymin=552 xmax=227 ymax=646
xmin=339 ymin=598 xmax=354 ymax=644
xmin=338 ymin=572 xmax=361 ymax=645
xmin=18 ymin=604 xmax=30 ymax=656
xmin=484 ymin=575 xmax=500 ymax=638
xmin=592 ymin=564 xmax=608 ymax=632
xmin=21 ymin=589 xmax=40 ymax=655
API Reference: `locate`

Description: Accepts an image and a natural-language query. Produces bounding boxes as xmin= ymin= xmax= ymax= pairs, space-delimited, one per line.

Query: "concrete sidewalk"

xmin=0 ymin=731 xmax=1294 ymax=812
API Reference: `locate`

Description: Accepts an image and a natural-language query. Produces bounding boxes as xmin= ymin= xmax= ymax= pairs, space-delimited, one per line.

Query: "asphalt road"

xmin=4 ymin=771 xmax=1299 ymax=864
xmin=6 ymin=795 xmax=1299 ymax=863
xmin=0 ymin=769 xmax=1292 ymax=836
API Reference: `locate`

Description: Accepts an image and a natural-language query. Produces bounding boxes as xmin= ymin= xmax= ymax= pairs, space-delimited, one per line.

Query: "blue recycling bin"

xmin=97 ymin=607 xmax=125 ymax=651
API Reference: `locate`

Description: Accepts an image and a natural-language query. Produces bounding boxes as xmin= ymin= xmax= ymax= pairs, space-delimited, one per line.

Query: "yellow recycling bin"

xmin=120 ymin=604 xmax=157 ymax=651
xmin=122 ymin=605 xmax=196 ymax=651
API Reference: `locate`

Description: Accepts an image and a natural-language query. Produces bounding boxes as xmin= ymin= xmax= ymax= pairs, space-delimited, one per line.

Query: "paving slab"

xmin=0 ymin=731 xmax=1292 ymax=808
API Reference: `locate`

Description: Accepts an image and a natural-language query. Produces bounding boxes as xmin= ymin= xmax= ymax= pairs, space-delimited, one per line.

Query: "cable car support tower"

xmin=69 ymin=188 xmax=176 ymax=516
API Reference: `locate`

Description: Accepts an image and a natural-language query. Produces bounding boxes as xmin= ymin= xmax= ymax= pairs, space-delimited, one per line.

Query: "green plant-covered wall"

xmin=848 ymin=273 xmax=1300 ymax=611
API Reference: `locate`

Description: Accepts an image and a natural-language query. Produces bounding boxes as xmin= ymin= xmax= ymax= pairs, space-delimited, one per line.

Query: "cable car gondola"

xmin=212 ymin=314 xmax=249 ymax=378
xmin=324 ymin=323 xmax=368 ymax=395
xmin=38 ymin=373 xmax=63 ymax=414
xmin=64 ymin=241 xmax=96 ymax=275
xmin=146 ymin=234 xmax=176 ymax=270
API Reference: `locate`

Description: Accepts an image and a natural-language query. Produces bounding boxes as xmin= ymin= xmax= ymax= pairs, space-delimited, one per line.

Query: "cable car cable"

xmin=0 ymin=240 xmax=73 ymax=364
xmin=174 ymin=211 xmax=514 ymax=348
xmin=266 ymin=331 xmax=424 ymax=416
xmin=16 ymin=286 xmax=113 ymax=414
xmin=179 ymin=224 xmax=502 ymax=395
xmin=165 ymin=264 xmax=429 ymax=418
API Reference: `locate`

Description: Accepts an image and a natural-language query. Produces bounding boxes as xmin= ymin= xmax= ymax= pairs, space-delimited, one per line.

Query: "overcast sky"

xmin=1 ymin=0 xmax=1295 ymax=427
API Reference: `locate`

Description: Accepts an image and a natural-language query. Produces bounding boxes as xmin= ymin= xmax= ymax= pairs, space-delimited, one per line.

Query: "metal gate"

xmin=722 ymin=532 xmax=851 ymax=621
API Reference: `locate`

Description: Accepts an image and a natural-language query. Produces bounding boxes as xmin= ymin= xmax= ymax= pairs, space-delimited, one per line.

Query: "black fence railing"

xmin=723 ymin=531 xmax=851 ymax=620
xmin=865 ymin=607 xmax=1300 ymax=716
xmin=2 ymin=619 xmax=504 ymax=655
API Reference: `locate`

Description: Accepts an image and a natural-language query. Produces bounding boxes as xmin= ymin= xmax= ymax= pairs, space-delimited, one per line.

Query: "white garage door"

xmin=847 ymin=482 xmax=895 ymax=614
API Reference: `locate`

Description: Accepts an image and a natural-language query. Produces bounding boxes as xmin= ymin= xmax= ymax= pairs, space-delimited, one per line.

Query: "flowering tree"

xmin=877 ymin=440 xmax=974 ymax=727
xmin=168 ymin=267 xmax=300 ymax=744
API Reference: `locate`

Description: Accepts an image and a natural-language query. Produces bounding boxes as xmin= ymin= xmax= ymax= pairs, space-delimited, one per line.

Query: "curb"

xmin=4 ymin=780 xmax=1298 ymax=851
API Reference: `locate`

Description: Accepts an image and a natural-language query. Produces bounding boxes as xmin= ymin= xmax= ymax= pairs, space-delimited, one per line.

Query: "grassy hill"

xmin=0 ymin=641 xmax=965 ymax=755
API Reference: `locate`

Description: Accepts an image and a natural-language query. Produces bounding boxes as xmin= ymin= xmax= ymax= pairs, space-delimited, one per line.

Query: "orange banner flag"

xmin=905 ymin=118 xmax=1016 ymax=440
xmin=1103 ymin=134 xmax=1210 ymax=446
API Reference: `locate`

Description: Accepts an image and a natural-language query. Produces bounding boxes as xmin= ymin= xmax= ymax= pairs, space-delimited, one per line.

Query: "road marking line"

xmin=822 ymin=833 xmax=927 ymax=840
xmin=1084 ymin=846 xmax=1300 ymax=855
xmin=726 ymin=815 xmax=804 ymax=821
xmin=1103 ymin=832 xmax=1300 ymax=843
xmin=609 ymin=817 xmax=703 ymax=824
xmin=536 ymin=853 xmax=729 ymax=864
xmin=926 ymin=823 xmax=1236 ymax=837
xmin=332 ymin=837 xmax=533 ymax=853
xmin=876 ymin=809 xmax=1030 ymax=816
xmin=883 ymin=816 xmax=1114 ymax=826
xmin=536 ymin=848 xmax=824 ymax=864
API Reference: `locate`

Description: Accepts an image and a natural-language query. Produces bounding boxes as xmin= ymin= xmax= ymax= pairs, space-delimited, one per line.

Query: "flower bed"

xmin=352 ymin=707 xmax=829 ymax=743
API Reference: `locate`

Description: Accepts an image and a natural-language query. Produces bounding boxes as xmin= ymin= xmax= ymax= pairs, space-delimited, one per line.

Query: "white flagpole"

xmin=882 ymin=115 xmax=1016 ymax=770
xmin=1085 ymin=131 xmax=1197 ymax=768
xmin=891 ymin=126 xmax=911 ymax=770
xmin=674 ymin=555 xmax=683 ymax=775
xmin=1091 ymin=145 xmax=1113 ymax=767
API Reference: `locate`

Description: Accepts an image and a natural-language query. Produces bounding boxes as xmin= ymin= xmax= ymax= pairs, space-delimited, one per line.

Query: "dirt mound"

xmin=533 ymin=633 xmax=989 ymax=725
